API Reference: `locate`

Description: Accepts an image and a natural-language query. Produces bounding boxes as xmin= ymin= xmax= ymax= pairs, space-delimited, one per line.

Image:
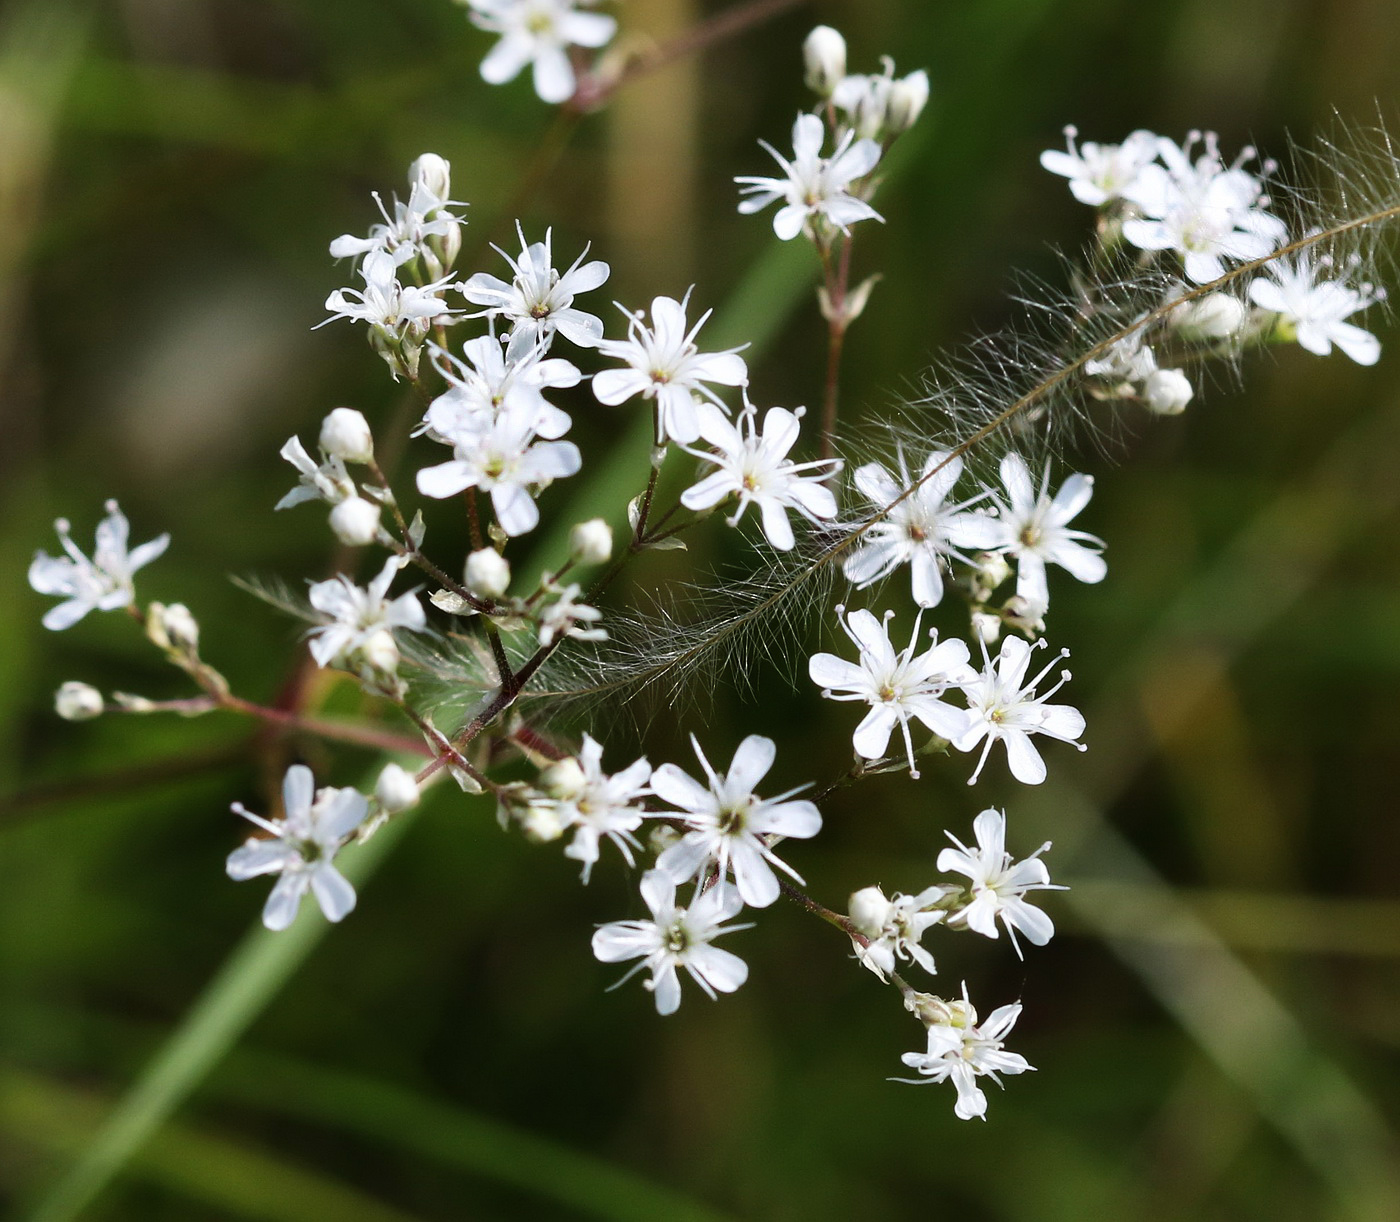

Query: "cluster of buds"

xmin=803 ymin=25 xmax=929 ymax=142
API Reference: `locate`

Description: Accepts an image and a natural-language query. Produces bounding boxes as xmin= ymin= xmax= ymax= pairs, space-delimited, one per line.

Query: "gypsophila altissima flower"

xmin=897 ymin=986 xmax=1033 ymax=1120
xmin=537 ymin=583 xmax=605 ymax=646
xmin=461 ymin=224 xmax=611 ymax=359
xmin=329 ymin=153 xmax=465 ymax=277
xmin=416 ymin=400 xmax=582 ymax=536
xmin=421 ymin=337 xmax=579 ymax=444
xmin=29 ymin=500 xmax=169 ymax=631
xmin=593 ymin=293 xmax=749 ymax=446
xmin=55 ymin=681 xmax=104 ymax=721
xmin=547 ymin=733 xmax=652 ymax=882
xmin=955 ymin=636 xmax=1085 ymax=785
xmin=938 ymin=808 xmax=1062 ymax=953
xmin=463 ymin=0 xmax=616 ymax=105
xmin=847 ymin=884 xmax=949 ymax=981
xmin=809 ymin=606 xmax=974 ymax=777
xmin=651 ymin=735 xmax=822 ymax=909
xmin=275 ymin=436 xmax=356 ymax=510
xmin=736 ymin=113 xmax=883 ymax=241
xmin=1121 ymin=131 xmax=1287 ymax=284
xmin=1249 ymin=244 xmax=1384 ymax=365
xmin=987 ymin=453 xmax=1106 ymax=614
xmin=307 ymin=555 xmax=426 ymax=672
xmin=592 ymin=869 xmax=750 ymax=1015
xmin=321 ymin=248 xmax=457 ymax=377
xmin=680 ymin=403 xmax=840 ymax=550
xmin=1039 ymin=126 xmax=1159 ymax=206
xmin=830 ymin=58 xmax=928 ymax=141
xmin=843 ymin=449 xmax=1002 ymax=607
xmin=227 ymin=764 xmax=369 ymax=931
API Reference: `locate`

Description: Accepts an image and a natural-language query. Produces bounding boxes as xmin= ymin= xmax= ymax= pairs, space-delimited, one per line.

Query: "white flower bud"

xmin=519 ymin=801 xmax=569 ymax=843
xmin=803 ymin=25 xmax=847 ymax=95
xmin=361 ymin=628 xmax=400 ymax=673
xmin=1171 ymin=293 xmax=1246 ymax=340
xmin=972 ymin=550 xmax=1012 ymax=594
xmin=886 ymin=69 xmax=929 ymax=133
xmin=465 ymin=548 xmax=510 ymax=599
xmin=319 ymin=407 xmax=375 ymax=463
xmin=1142 ymin=367 xmax=1194 ymax=416
xmin=848 ymin=885 xmax=892 ymax=936
xmin=539 ymin=757 xmax=586 ymax=799
xmin=569 ymin=519 xmax=613 ymax=565
xmin=375 ymin=763 xmax=420 ymax=813
xmin=971 ymin=610 xmax=1002 ymax=645
xmin=648 ymin=823 xmax=682 ymax=855
xmin=158 ymin=602 xmax=200 ymax=650
xmin=55 ymin=681 xmax=103 ymax=721
xmin=329 ymin=496 xmax=381 ymax=546
xmin=410 ymin=153 xmax=452 ymax=201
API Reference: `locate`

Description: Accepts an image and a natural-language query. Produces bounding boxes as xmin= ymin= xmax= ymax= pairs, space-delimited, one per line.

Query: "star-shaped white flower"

xmin=275 ymin=436 xmax=356 ymax=511
xmin=1248 ymin=246 xmax=1383 ymax=366
xmin=843 ymin=449 xmax=1002 ymax=607
xmin=466 ymin=0 xmax=616 ymax=105
xmin=847 ymin=884 xmax=948 ymax=981
xmin=736 ymin=113 xmax=883 ymax=241
xmin=1039 ymin=126 xmax=1159 ymax=206
xmin=307 ymin=556 xmax=426 ymax=670
xmin=537 ymin=582 xmax=606 ymax=646
xmin=1121 ymin=132 xmax=1286 ymax=284
xmin=321 ymin=248 xmax=455 ymax=336
xmin=897 ymin=986 xmax=1033 ymax=1120
xmin=548 ymin=734 xmax=652 ymax=882
xmin=416 ymin=401 xmax=582 ymax=536
xmin=809 ymin=606 xmax=973 ymax=777
xmin=29 ymin=500 xmax=169 ymax=631
xmin=937 ymin=808 xmax=1062 ymax=953
xmin=420 ymin=337 xmax=578 ymax=445
xmin=651 ymin=735 xmax=822 ymax=909
xmin=226 ymin=764 xmax=370 ymax=931
xmin=591 ymin=869 xmax=749 ymax=1015
xmin=593 ymin=293 xmax=749 ymax=445
xmin=329 ymin=153 xmax=465 ymax=269
xmin=988 ymin=452 xmax=1106 ymax=613
xmin=460 ymin=225 xmax=610 ymax=359
xmin=955 ymin=636 xmax=1085 ymax=785
xmin=680 ymin=404 xmax=840 ymax=550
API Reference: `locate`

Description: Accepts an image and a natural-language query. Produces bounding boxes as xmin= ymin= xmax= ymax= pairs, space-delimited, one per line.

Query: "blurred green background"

xmin=4 ymin=0 xmax=1400 ymax=1218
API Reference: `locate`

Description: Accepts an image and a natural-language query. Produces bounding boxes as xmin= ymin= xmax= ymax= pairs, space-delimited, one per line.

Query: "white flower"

xmin=322 ymin=248 xmax=455 ymax=336
xmin=843 ymin=449 xmax=1002 ymax=607
xmin=736 ymin=113 xmax=882 ymax=241
xmin=591 ymin=869 xmax=749 ymax=1015
xmin=549 ymin=734 xmax=652 ymax=882
xmin=802 ymin=25 xmax=847 ymax=96
xmin=569 ymin=519 xmax=613 ymax=564
xmin=537 ymin=582 xmax=606 ymax=646
xmin=319 ymin=408 xmax=375 ymax=464
xmin=593 ymin=293 xmax=749 ymax=446
xmin=1248 ymin=246 xmax=1383 ymax=366
xmin=938 ymin=808 xmax=1062 ymax=953
xmin=651 ymin=735 xmax=822 ymax=908
xmin=987 ymin=453 xmax=1106 ymax=613
xmin=1170 ymin=292 xmax=1247 ymax=340
xmin=885 ymin=70 xmax=929 ymax=135
xmin=847 ymin=884 xmax=947 ymax=981
xmin=897 ymin=987 xmax=1033 ymax=1120
xmin=830 ymin=59 xmax=928 ymax=141
xmin=1142 ymin=367 xmax=1194 ymax=415
xmin=226 ymin=764 xmax=369 ymax=931
xmin=1122 ymin=132 xmax=1287 ymax=284
xmin=466 ymin=0 xmax=616 ymax=105
xmin=329 ymin=153 xmax=464 ymax=271
xmin=465 ymin=548 xmax=511 ymax=598
xmin=328 ymin=496 xmax=382 ymax=546
xmin=680 ymin=404 xmax=840 ymax=550
xmin=375 ymin=763 xmax=420 ymax=813
xmin=809 ymin=606 xmax=974 ymax=777
xmin=460 ymin=225 xmax=610 ymax=358
xmin=421 ymin=337 xmax=578 ymax=444
xmin=1039 ymin=126 xmax=1159 ymax=206
xmin=55 ymin=681 xmax=104 ymax=721
xmin=1084 ymin=327 xmax=1157 ymax=388
xmin=416 ymin=401 xmax=582 ymax=536
xmin=275 ymin=436 xmax=356 ymax=510
xmin=307 ymin=555 xmax=426 ymax=669
xmin=955 ymin=636 xmax=1085 ymax=785
xmin=29 ymin=500 xmax=169 ymax=631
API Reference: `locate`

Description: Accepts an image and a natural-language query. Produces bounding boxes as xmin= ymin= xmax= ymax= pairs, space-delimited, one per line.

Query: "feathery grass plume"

xmin=446 ymin=121 xmax=1400 ymax=718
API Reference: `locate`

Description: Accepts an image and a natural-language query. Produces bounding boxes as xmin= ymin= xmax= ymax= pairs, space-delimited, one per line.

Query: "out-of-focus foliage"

xmin=4 ymin=0 xmax=1400 ymax=1219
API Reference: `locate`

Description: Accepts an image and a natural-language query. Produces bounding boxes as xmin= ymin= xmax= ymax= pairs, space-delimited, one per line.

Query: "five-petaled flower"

xmin=547 ymin=734 xmax=653 ymax=883
xmin=1039 ymin=126 xmax=1159 ymax=206
xmin=307 ymin=555 xmax=427 ymax=671
xmin=465 ymin=0 xmax=616 ymax=106
xmin=1249 ymin=246 xmax=1383 ymax=366
xmin=226 ymin=763 xmax=370 ymax=931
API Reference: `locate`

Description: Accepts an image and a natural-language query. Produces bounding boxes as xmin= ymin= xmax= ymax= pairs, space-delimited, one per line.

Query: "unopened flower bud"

xmin=569 ymin=519 xmax=613 ymax=565
xmin=465 ymin=548 xmax=510 ymax=599
xmin=648 ymin=823 xmax=682 ymax=855
xmin=329 ymin=496 xmax=381 ymax=546
xmin=519 ymin=801 xmax=569 ymax=843
xmin=320 ymin=407 xmax=375 ymax=463
xmin=848 ymin=885 xmax=891 ymax=936
xmin=539 ymin=757 xmax=586 ymax=800
xmin=1171 ymin=293 xmax=1245 ymax=341
xmin=360 ymin=628 xmax=400 ymax=673
xmin=971 ymin=551 xmax=1012 ymax=597
xmin=375 ymin=763 xmax=420 ymax=812
xmin=803 ymin=25 xmax=847 ymax=96
xmin=1142 ymin=368 xmax=1194 ymax=416
xmin=410 ymin=152 xmax=452 ymax=201
xmin=886 ymin=69 xmax=929 ymax=133
xmin=158 ymin=602 xmax=200 ymax=650
xmin=55 ymin=681 xmax=103 ymax=721
xmin=971 ymin=610 xmax=1002 ymax=645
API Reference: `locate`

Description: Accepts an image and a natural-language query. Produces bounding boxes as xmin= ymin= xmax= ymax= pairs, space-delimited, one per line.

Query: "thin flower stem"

xmin=634 ymin=463 xmax=660 ymax=541
xmin=483 ymin=618 xmax=514 ymax=686
xmin=218 ymin=694 xmax=432 ymax=757
xmin=779 ymin=878 xmax=863 ymax=940
xmin=466 ymin=487 xmax=485 ymax=553
xmin=366 ymin=459 xmax=413 ymax=539
xmin=819 ymin=234 xmax=853 ymax=464
xmin=383 ymin=688 xmax=498 ymax=790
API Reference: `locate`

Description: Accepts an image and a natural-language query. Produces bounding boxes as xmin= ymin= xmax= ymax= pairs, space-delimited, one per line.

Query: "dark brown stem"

xmin=466 ymin=488 xmax=485 ymax=553
xmin=819 ymin=234 xmax=853 ymax=464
